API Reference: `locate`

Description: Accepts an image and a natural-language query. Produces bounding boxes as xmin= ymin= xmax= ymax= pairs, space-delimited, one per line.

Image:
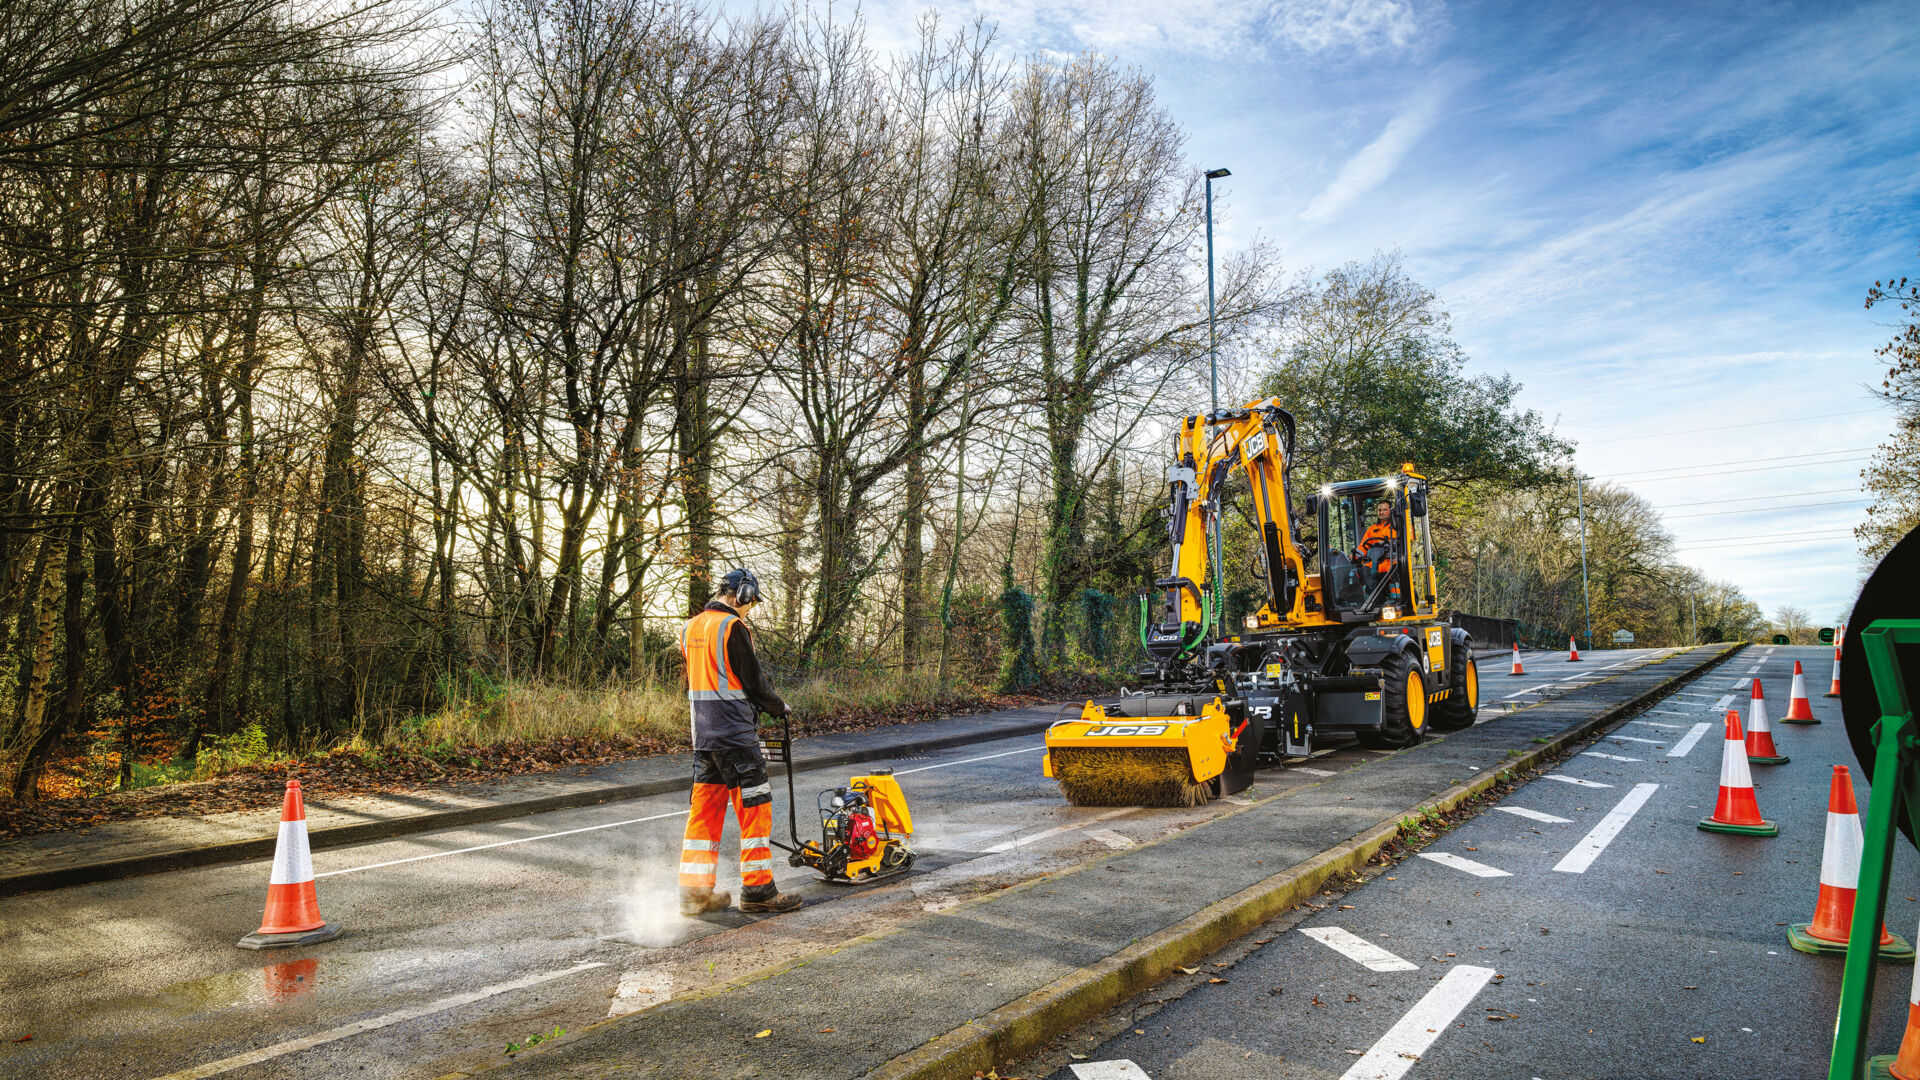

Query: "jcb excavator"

xmin=1042 ymin=398 xmax=1480 ymax=806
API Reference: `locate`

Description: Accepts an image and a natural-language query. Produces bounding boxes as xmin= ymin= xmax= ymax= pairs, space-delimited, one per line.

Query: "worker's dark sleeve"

xmin=725 ymin=621 xmax=786 ymax=717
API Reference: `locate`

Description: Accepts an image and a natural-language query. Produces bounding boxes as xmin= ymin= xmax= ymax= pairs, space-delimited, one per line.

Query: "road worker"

xmin=677 ymin=568 xmax=801 ymax=916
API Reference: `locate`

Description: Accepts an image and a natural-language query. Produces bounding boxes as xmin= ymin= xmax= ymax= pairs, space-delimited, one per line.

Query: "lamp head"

xmin=1205 ymin=167 xmax=1232 ymax=179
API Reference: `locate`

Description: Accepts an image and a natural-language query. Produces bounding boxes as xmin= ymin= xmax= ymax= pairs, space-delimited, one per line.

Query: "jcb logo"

xmin=1086 ymin=724 xmax=1168 ymax=737
xmin=1249 ymin=706 xmax=1272 ymax=720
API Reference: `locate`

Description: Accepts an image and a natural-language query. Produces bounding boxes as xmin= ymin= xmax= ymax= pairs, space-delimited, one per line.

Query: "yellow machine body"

xmin=832 ymin=774 xmax=914 ymax=882
xmin=1043 ymin=698 xmax=1245 ymax=806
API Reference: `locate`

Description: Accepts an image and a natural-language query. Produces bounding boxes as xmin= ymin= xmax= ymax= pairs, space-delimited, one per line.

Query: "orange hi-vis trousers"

xmin=679 ymin=748 xmax=775 ymax=893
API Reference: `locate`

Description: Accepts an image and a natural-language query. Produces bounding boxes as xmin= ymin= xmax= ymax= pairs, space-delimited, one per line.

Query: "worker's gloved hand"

xmin=776 ymin=700 xmax=791 ymax=717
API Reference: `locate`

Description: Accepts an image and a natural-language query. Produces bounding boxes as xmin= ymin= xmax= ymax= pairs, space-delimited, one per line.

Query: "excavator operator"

xmin=1356 ymin=499 xmax=1400 ymax=580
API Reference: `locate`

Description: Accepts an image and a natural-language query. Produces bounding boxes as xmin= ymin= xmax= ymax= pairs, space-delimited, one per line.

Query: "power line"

xmin=1662 ymin=499 xmax=1866 ymax=520
xmin=1594 ymin=446 xmax=1877 ymax=481
xmin=1672 ymin=526 xmax=1859 ymax=549
xmin=1674 ymin=533 xmax=1858 ymax=551
xmin=1651 ymin=487 xmax=1860 ymax=509
xmin=1606 ymin=456 xmax=1871 ymax=484
xmin=1581 ymin=407 xmax=1886 ymax=444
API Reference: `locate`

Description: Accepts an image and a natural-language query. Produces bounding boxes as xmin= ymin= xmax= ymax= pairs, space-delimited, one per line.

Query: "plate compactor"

xmin=1044 ymin=399 xmax=1480 ymax=807
xmin=762 ymin=711 xmax=916 ymax=884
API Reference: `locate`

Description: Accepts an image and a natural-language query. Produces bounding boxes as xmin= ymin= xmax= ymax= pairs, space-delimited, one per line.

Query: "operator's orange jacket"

xmin=1357 ymin=522 xmax=1399 ymax=573
xmin=680 ymin=601 xmax=784 ymax=751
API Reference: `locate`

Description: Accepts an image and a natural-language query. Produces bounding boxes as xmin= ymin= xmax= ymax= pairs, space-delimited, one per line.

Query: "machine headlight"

xmin=1244 ymin=615 xmax=1260 ymax=630
xmin=1381 ymin=606 xmax=1399 ymax=620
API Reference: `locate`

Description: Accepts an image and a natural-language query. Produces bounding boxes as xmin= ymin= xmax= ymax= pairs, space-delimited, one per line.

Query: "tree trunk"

xmin=899 ymin=355 xmax=927 ymax=668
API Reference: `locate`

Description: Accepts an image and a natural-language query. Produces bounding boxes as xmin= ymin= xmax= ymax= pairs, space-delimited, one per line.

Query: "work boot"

xmin=739 ymin=886 xmax=801 ymax=913
xmin=679 ymin=888 xmax=731 ymax=916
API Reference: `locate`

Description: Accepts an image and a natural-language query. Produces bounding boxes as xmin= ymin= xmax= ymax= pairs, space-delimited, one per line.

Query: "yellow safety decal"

xmin=1365 ymin=692 xmax=1381 ymax=701
xmin=1265 ymin=663 xmax=1283 ymax=676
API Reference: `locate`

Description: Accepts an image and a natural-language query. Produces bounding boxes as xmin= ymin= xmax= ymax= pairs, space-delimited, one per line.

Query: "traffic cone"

xmin=1826 ymin=645 xmax=1843 ymax=698
xmin=1787 ymin=766 xmax=1913 ymax=960
xmin=1509 ymin=643 xmax=1526 ymax=676
xmin=1568 ymin=636 xmax=1582 ymax=662
xmin=1869 ymin=914 xmax=1920 ymax=1078
xmin=1745 ymin=680 xmax=1788 ymax=765
xmin=1698 ymin=711 xmax=1777 ymax=836
xmin=1783 ymin=660 xmax=1818 ymax=723
xmin=238 ymin=779 xmax=343 ymax=950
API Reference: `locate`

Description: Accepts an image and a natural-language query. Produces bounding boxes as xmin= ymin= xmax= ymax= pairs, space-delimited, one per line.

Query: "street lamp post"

xmin=1576 ymin=473 xmax=1593 ymax=651
xmin=1204 ymin=167 xmax=1230 ymax=632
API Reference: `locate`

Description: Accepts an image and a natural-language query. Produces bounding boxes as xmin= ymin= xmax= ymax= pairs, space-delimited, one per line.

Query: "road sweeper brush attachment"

xmin=1043 ymin=698 xmax=1247 ymax=807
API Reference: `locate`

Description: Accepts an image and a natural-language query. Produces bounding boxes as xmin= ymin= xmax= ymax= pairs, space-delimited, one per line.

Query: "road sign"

xmin=1612 ymin=629 xmax=1634 ymax=644
xmin=1773 ymin=634 xmax=1790 ymax=645
xmin=1819 ymin=627 xmax=1835 ymax=644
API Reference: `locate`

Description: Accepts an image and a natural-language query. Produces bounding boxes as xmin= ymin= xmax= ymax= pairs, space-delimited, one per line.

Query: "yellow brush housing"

xmin=1043 ymin=698 xmax=1237 ymax=807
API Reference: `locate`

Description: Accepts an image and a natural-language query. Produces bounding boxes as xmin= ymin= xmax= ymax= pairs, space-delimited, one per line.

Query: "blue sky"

xmin=846 ymin=0 xmax=1920 ymax=624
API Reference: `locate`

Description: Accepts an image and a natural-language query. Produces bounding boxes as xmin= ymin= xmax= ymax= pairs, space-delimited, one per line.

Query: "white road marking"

xmin=893 ymin=744 xmax=1047 ymax=775
xmin=1555 ymin=783 xmax=1660 ymax=874
xmin=1631 ymin=719 xmax=1691 ymax=729
xmin=1606 ymin=736 xmax=1666 ymax=745
xmin=1558 ymin=674 xmax=1598 ymax=683
xmin=1667 ymin=723 xmax=1715 ymax=758
xmin=1339 ymin=965 xmax=1499 ymax=1080
xmin=315 ymin=811 xmax=689 ymax=878
xmin=1071 ymin=1061 xmax=1154 ymax=1080
xmin=1301 ymin=926 xmax=1420 ymax=972
xmin=1293 ymin=767 xmax=1337 ymax=777
xmin=1545 ymin=774 xmax=1613 ymax=788
xmin=1084 ymin=828 xmax=1136 ymax=849
xmin=1416 ymin=852 xmax=1512 ymax=878
xmin=981 ymin=808 xmax=1136 ymax=853
xmin=608 ymin=967 xmax=673 ymax=1017
xmin=1714 ymin=694 xmax=1736 ymax=710
xmin=1581 ymin=752 xmax=1642 ymax=763
xmin=1503 ymin=685 xmax=1548 ymax=699
xmin=152 ymin=962 xmax=608 ymax=1079
xmin=1495 ymin=806 xmax=1573 ymax=824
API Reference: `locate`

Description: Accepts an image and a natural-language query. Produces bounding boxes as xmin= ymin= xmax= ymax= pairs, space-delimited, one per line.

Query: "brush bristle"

xmin=1051 ymin=747 xmax=1210 ymax=807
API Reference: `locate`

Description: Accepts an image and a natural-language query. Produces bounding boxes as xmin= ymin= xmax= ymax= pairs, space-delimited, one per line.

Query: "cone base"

xmin=238 ymin=922 xmax=342 ymax=951
xmin=1698 ymin=817 xmax=1778 ymax=836
xmin=1786 ymin=924 xmax=1915 ymax=962
xmin=1867 ymin=1055 xmax=1900 ymax=1080
xmin=1824 ymin=692 xmax=1841 ymax=698
xmin=1747 ymin=753 xmax=1790 ymax=765
xmin=1779 ymin=717 xmax=1821 ymax=725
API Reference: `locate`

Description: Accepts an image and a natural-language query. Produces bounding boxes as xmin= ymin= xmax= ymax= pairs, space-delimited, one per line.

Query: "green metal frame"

xmin=1832 ymin=620 xmax=1920 ymax=1079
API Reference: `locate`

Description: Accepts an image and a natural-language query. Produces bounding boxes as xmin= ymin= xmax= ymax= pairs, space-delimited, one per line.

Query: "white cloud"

xmin=1298 ymin=87 xmax=1446 ymax=223
xmin=1266 ymin=0 xmax=1433 ymax=56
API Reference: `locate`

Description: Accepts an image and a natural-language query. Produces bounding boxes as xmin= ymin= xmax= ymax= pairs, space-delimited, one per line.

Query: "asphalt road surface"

xmin=0 ymin=645 xmax=1671 ymax=1080
xmin=1017 ymin=646 xmax=1916 ymax=1080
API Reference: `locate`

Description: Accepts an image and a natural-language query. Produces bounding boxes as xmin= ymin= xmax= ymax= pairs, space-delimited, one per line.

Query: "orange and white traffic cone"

xmin=1568 ymin=636 xmax=1582 ymax=662
xmin=1787 ymin=766 xmax=1913 ymax=960
xmin=1826 ymin=645 xmax=1843 ymax=698
xmin=1509 ymin=643 xmax=1526 ymax=676
xmin=1698 ymin=711 xmax=1777 ymax=836
xmin=1745 ymin=679 xmax=1788 ymax=765
xmin=1870 ymin=915 xmax=1920 ymax=1077
xmin=1783 ymin=660 xmax=1818 ymax=723
xmin=238 ymin=779 xmax=342 ymax=950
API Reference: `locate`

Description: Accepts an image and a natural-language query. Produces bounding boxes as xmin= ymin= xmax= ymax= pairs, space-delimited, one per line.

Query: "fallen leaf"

xmin=753 ymin=1030 xmax=772 ymax=1039
xmin=1683 ymin=985 xmax=1698 ymax=990
xmin=12 ymin=1035 xmax=30 ymax=1044
xmin=1134 ymin=1029 xmax=1146 ymax=1035
xmin=1486 ymin=1015 xmax=1505 ymax=1022
xmin=1070 ymin=1053 xmax=1088 ymax=1060
xmin=1209 ymin=978 xmax=1228 ymax=984
xmin=1177 ymin=966 xmax=1199 ymax=975
xmin=1340 ymin=904 xmax=1355 ymax=910
xmin=1345 ymin=993 xmax=1359 ymax=1002
xmin=1269 ymin=987 xmax=1284 ymax=996
xmin=818 ymin=1028 xmax=835 ymax=1034
xmin=1312 ymin=995 xmax=1325 ymax=1007
xmin=1654 ymin=869 xmax=1668 ymax=874
xmin=1692 ymin=1036 xmax=1707 ymax=1044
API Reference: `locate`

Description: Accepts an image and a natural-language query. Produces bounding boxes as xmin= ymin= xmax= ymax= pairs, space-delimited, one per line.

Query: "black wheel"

xmin=1360 ymin=648 xmax=1427 ymax=749
xmin=1429 ymin=634 xmax=1479 ymax=732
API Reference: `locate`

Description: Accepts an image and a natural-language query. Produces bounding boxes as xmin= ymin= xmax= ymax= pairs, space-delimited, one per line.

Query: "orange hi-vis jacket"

xmin=680 ymin=602 xmax=782 ymax=750
xmin=1357 ymin=522 xmax=1398 ymax=572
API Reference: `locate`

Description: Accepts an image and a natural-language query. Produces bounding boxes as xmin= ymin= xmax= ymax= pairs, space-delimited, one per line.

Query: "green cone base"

xmin=237 ymin=922 xmax=342 ymax=951
xmin=1698 ymin=817 xmax=1778 ymax=836
xmin=1748 ymin=754 xmax=1790 ymax=765
xmin=1787 ymin=924 xmax=1915 ymax=962
xmin=1868 ymin=1054 xmax=1904 ymax=1079
xmin=1779 ymin=717 xmax=1821 ymax=725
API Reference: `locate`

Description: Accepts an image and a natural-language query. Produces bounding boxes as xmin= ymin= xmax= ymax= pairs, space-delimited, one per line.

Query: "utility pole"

xmin=1689 ymin=587 xmax=1698 ymax=645
xmin=1204 ymin=167 xmax=1230 ymax=632
xmin=1576 ymin=473 xmax=1593 ymax=652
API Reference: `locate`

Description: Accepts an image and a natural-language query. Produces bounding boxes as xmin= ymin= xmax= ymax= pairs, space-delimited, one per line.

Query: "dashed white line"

xmin=1555 ymin=783 xmax=1660 ymax=874
xmin=1417 ymin=852 xmax=1513 ymax=878
xmin=1503 ymin=685 xmax=1548 ymax=699
xmin=1606 ymin=736 xmax=1666 ymax=745
xmin=981 ymin=808 xmax=1136 ymax=853
xmin=1084 ymin=828 xmax=1136 ymax=850
xmin=1070 ymin=1062 xmax=1153 ymax=1080
xmin=1631 ymin=719 xmax=1691 ymax=728
xmin=894 ymin=744 xmax=1047 ymax=775
xmin=152 ymin=962 xmax=608 ymax=1079
xmin=1581 ymin=751 xmax=1642 ymax=763
xmin=1300 ymin=926 xmax=1421 ymax=972
xmin=1339 ymin=965 xmax=1499 ymax=1080
xmin=1667 ymin=722 xmax=1715 ymax=758
xmin=1495 ymin=806 xmax=1573 ymax=824
xmin=1713 ymin=694 xmax=1736 ymax=710
xmin=1545 ymin=774 xmax=1613 ymax=788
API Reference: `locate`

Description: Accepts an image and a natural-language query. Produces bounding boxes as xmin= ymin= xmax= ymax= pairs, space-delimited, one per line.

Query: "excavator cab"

xmin=1312 ymin=468 xmax=1436 ymax=624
